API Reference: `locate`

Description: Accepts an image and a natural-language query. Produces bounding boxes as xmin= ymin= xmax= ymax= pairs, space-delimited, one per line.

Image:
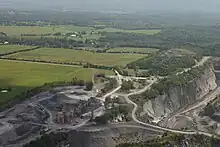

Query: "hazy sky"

xmin=1 ymin=0 xmax=220 ymax=12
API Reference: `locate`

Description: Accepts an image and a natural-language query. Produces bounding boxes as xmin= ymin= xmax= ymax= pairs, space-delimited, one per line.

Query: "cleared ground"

xmin=0 ymin=45 xmax=36 ymax=54
xmin=6 ymin=48 xmax=145 ymax=66
xmin=107 ymin=47 xmax=159 ymax=53
xmin=97 ymin=28 xmax=161 ymax=35
xmin=0 ymin=60 xmax=113 ymax=105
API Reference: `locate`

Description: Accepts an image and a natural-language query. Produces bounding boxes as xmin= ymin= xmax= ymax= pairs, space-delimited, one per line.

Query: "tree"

xmin=134 ymin=66 xmax=139 ymax=77
xmin=122 ymin=70 xmax=129 ymax=76
xmin=94 ymin=115 xmax=108 ymax=124
xmin=85 ymin=81 xmax=93 ymax=91
xmin=121 ymin=80 xmax=134 ymax=91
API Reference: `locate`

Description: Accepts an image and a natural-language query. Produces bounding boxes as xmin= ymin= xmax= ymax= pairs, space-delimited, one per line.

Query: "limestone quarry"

xmin=1 ymin=56 xmax=220 ymax=147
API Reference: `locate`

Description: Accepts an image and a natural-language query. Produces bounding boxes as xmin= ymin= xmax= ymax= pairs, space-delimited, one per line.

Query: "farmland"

xmin=0 ymin=45 xmax=36 ymax=54
xmin=0 ymin=25 xmax=161 ymax=36
xmin=0 ymin=60 xmax=112 ymax=105
xmin=6 ymin=48 xmax=145 ymax=66
xmin=0 ymin=25 xmax=93 ymax=36
xmin=107 ymin=47 xmax=159 ymax=54
xmin=97 ymin=28 xmax=161 ymax=35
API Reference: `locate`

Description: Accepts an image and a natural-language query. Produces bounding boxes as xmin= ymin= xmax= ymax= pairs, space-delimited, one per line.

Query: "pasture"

xmin=107 ymin=47 xmax=159 ymax=54
xmin=0 ymin=60 xmax=112 ymax=105
xmin=0 ymin=45 xmax=36 ymax=54
xmin=7 ymin=48 xmax=145 ymax=66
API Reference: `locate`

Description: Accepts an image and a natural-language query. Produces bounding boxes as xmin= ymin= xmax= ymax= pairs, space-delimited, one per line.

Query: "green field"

xmin=0 ymin=26 xmax=65 ymax=36
xmin=63 ymin=25 xmax=93 ymax=32
xmin=0 ymin=45 xmax=36 ymax=54
xmin=107 ymin=47 xmax=159 ymax=53
xmin=97 ymin=28 xmax=161 ymax=35
xmin=0 ymin=25 xmax=93 ymax=36
xmin=0 ymin=25 xmax=161 ymax=36
xmin=7 ymin=48 xmax=145 ymax=66
xmin=0 ymin=25 xmax=102 ymax=41
xmin=0 ymin=60 xmax=113 ymax=105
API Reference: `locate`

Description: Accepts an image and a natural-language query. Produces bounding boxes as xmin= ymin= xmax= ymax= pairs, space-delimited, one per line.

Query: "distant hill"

xmin=1 ymin=0 xmax=220 ymax=13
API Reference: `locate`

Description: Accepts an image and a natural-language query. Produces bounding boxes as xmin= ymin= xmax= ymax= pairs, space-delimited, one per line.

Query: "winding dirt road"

xmin=119 ymin=56 xmax=217 ymax=137
xmin=122 ymin=79 xmax=215 ymax=137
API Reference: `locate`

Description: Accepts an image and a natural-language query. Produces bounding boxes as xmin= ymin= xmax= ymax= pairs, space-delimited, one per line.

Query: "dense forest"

xmin=128 ymin=53 xmax=196 ymax=76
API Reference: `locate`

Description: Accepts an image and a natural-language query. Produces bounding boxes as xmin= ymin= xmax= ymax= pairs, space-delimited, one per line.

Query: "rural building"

xmin=70 ymin=34 xmax=77 ymax=37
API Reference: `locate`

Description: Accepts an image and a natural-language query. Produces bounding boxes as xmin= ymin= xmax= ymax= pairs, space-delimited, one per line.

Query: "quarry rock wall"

xmin=143 ymin=64 xmax=217 ymax=122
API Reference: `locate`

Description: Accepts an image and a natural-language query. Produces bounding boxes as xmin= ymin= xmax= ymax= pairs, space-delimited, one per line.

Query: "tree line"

xmin=0 ymin=46 xmax=41 ymax=56
xmin=1 ymin=57 xmax=113 ymax=71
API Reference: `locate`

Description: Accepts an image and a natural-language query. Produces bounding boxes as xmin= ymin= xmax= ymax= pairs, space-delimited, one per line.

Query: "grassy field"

xmin=63 ymin=25 xmax=93 ymax=32
xmin=0 ymin=60 xmax=113 ymax=105
xmin=0 ymin=45 xmax=36 ymax=54
xmin=0 ymin=25 xmax=161 ymax=36
xmin=107 ymin=47 xmax=159 ymax=53
xmin=0 ymin=25 xmax=93 ymax=36
xmin=0 ymin=25 xmax=101 ymax=41
xmin=97 ymin=28 xmax=161 ymax=35
xmin=7 ymin=48 xmax=145 ymax=66
xmin=0 ymin=26 xmax=64 ymax=36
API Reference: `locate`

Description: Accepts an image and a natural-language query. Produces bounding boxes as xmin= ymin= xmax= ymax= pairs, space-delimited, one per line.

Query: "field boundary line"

xmin=0 ymin=58 xmax=113 ymax=72
xmin=0 ymin=46 xmax=41 ymax=57
xmin=0 ymin=58 xmax=82 ymax=68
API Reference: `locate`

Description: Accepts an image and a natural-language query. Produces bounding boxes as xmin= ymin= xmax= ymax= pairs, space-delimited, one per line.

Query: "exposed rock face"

xmin=143 ymin=64 xmax=217 ymax=122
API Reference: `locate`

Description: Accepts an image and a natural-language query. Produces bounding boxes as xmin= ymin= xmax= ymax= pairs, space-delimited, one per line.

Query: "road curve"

xmin=124 ymin=80 xmax=216 ymax=137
